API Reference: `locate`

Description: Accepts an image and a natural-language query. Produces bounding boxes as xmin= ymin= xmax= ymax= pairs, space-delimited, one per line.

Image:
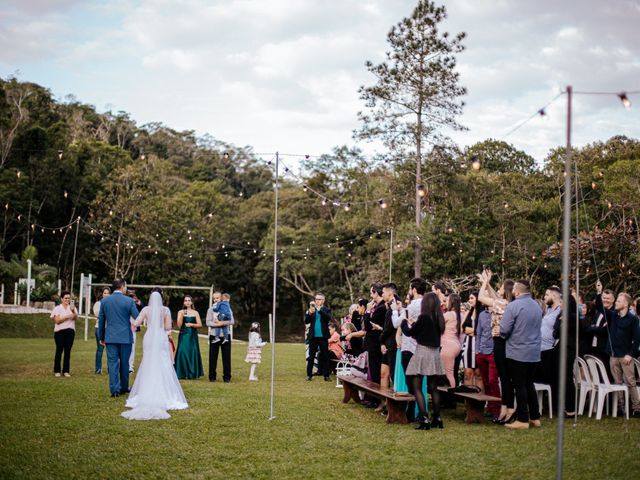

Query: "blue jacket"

xmin=212 ymin=301 xmax=232 ymax=321
xmin=605 ymin=310 xmax=640 ymax=358
xmin=98 ymin=291 xmax=139 ymax=344
xmin=500 ymin=293 xmax=542 ymax=363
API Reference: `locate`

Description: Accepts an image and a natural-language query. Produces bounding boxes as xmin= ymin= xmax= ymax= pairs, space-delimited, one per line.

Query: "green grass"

xmin=0 ymin=331 xmax=638 ymax=479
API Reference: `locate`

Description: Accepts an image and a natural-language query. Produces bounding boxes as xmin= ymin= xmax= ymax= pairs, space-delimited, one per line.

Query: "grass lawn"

xmin=0 ymin=319 xmax=638 ymax=479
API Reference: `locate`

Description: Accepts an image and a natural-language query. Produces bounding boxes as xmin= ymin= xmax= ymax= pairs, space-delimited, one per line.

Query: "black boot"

xmin=414 ymin=415 xmax=431 ymax=430
xmin=430 ymin=416 xmax=444 ymax=429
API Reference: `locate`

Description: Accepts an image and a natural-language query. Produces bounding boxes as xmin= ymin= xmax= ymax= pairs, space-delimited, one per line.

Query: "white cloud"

xmin=0 ymin=0 xmax=638 ymax=161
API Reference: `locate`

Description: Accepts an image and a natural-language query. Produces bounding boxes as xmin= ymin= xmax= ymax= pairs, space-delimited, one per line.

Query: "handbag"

xmin=349 ymin=351 xmax=368 ymax=379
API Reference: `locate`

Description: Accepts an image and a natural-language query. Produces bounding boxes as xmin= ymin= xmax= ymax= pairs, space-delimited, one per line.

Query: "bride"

xmin=121 ymin=290 xmax=188 ymax=420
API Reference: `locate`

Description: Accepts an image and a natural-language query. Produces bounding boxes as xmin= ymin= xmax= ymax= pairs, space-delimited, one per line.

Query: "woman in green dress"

xmin=174 ymin=295 xmax=204 ymax=379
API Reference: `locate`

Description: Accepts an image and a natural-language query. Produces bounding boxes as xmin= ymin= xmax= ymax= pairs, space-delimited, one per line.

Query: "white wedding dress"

xmin=121 ymin=292 xmax=188 ymax=420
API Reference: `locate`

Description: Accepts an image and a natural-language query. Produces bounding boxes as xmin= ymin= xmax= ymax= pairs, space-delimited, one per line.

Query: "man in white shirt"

xmin=391 ymin=277 xmax=427 ymax=421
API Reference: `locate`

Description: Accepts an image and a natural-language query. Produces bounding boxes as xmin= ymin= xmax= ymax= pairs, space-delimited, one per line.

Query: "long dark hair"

xmin=421 ymin=292 xmax=445 ymax=334
xmin=503 ymin=280 xmax=515 ymax=302
xmin=465 ymin=291 xmax=483 ymax=330
xmin=448 ymin=293 xmax=462 ymax=334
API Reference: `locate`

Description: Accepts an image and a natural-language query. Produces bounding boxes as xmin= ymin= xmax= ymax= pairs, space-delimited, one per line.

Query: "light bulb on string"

xmin=417 ymin=184 xmax=426 ymax=197
xmin=618 ymin=93 xmax=631 ymax=110
xmin=538 ymin=108 xmax=546 ymax=118
xmin=57 ymin=150 xmax=63 ymax=160
xmin=16 ymin=171 xmax=21 ymax=178
xmin=64 ymin=190 xmax=68 ymax=199
xmin=321 ymin=197 xmax=327 ymax=206
xmin=109 ymin=210 xmax=113 ymax=216
xmin=41 ymin=228 xmax=45 ymax=233
xmin=591 ymin=182 xmax=597 ymax=189
xmin=4 ymin=203 xmax=8 ymax=210
xmin=302 ymin=184 xmax=308 ymax=192
xmin=344 ymin=203 xmax=351 ymax=212
xmin=378 ymin=198 xmax=387 ymax=209
xmin=223 ymin=152 xmax=229 ymax=159
xmin=607 ymin=201 xmax=613 ymax=209
xmin=471 ymin=156 xmax=481 ymax=170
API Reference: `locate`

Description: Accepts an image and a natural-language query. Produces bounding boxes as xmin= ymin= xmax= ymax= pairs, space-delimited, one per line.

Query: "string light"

xmin=344 ymin=203 xmax=351 ymax=212
xmin=16 ymin=171 xmax=21 ymax=178
xmin=537 ymin=108 xmax=546 ymax=117
xmin=471 ymin=156 xmax=481 ymax=170
xmin=58 ymin=150 xmax=63 ymax=160
xmin=321 ymin=197 xmax=327 ymax=206
xmin=302 ymin=184 xmax=308 ymax=192
xmin=417 ymin=184 xmax=426 ymax=197
xmin=618 ymin=93 xmax=631 ymax=110
xmin=223 ymin=152 xmax=230 ymax=159
xmin=63 ymin=190 xmax=68 ymax=199
xmin=378 ymin=198 xmax=387 ymax=209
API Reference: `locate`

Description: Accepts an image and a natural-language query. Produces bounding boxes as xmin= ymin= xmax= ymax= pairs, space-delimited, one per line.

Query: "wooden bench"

xmin=341 ymin=375 xmax=415 ymax=424
xmin=438 ymin=386 xmax=501 ymax=424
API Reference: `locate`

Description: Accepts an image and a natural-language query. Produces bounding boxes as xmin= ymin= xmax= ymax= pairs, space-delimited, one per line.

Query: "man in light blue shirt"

xmin=537 ymin=286 xmax=562 ymax=409
xmin=500 ymin=279 xmax=542 ymax=429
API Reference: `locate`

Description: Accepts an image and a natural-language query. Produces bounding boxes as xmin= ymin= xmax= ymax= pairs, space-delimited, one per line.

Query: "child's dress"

xmin=245 ymin=331 xmax=267 ymax=364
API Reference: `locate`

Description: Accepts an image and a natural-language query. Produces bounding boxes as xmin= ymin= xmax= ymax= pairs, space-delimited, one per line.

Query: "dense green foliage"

xmin=1 ymin=74 xmax=639 ymax=333
xmin=0 ymin=336 xmax=638 ymax=479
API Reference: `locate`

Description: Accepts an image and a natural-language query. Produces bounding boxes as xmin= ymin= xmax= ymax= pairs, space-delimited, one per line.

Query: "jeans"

xmin=95 ymin=328 xmax=104 ymax=373
xmin=507 ymin=358 xmax=540 ymax=422
xmin=476 ymin=352 xmax=501 ymax=415
xmin=54 ymin=328 xmax=75 ymax=373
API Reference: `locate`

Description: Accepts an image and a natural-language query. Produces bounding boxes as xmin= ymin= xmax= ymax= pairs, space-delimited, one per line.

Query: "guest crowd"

xmin=303 ymin=269 xmax=640 ymax=430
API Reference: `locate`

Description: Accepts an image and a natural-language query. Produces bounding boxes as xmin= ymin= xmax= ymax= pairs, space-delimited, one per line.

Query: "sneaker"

xmin=211 ymin=337 xmax=221 ymax=344
xmin=129 ymin=368 xmax=134 ymax=373
xmin=249 ymin=377 xmax=258 ymax=381
xmin=306 ymin=376 xmax=313 ymax=381
xmin=221 ymin=338 xmax=229 ymax=344
xmin=529 ymin=419 xmax=542 ymax=428
xmin=54 ymin=372 xmax=61 ymax=377
xmin=95 ymin=370 xmax=102 ymax=374
xmin=63 ymin=373 xmax=71 ymax=377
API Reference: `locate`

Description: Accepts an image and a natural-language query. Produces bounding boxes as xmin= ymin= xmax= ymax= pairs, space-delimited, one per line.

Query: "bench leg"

xmin=342 ymin=382 xmax=361 ymax=404
xmin=464 ymin=399 xmax=485 ymax=424
xmin=386 ymin=400 xmax=409 ymax=424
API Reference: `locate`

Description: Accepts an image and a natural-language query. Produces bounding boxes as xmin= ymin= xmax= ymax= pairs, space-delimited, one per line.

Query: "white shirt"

xmin=51 ymin=304 xmax=76 ymax=332
xmin=93 ymin=301 xmax=101 ymax=328
xmin=392 ymin=297 xmax=421 ymax=353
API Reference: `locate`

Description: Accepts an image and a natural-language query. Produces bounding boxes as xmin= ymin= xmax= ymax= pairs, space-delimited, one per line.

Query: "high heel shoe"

xmin=430 ymin=416 xmax=444 ymax=429
xmin=499 ymin=411 xmax=517 ymax=425
xmin=414 ymin=416 xmax=431 ymax=430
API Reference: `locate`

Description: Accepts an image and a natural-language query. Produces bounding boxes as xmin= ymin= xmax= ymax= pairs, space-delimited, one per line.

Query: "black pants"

xmin=53 ymin=328 xmax=75 ymax=374
xmin=493 ymin=337 xmax=515 ymax=408
xmin=307 ymin=337 xmax=329 ymax=377
xmin=209 ymin=335 xmax=231 ymax=382
xmin=366 ymin=338 xmax=382 ymax=384
xmin=507 ymin=358 xmax=540 ymax=422
xmin=536 ymin=347 xmax=558 ymax=412
xmin=382 ymin=344 xmax=397 ymax=383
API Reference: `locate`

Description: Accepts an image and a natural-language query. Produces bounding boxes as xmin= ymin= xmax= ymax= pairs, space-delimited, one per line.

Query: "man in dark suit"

xmin=98 ymin=278 xmax=140 ymax=397
xmin=304 ymin=292 xmax=332 ymax=381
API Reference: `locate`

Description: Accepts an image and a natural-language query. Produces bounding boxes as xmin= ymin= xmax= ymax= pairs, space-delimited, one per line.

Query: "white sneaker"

xmin=63 ymin=373 xmax=71 ymax=377
xmin=54 ymin=373 xmax=61 ymax=377
xmin=249 ymin=376 xmax=258 ymax=381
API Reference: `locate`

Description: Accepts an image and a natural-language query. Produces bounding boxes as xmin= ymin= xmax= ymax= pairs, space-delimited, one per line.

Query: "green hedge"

xmin=0 ymin=313 xmax=55 ymax=338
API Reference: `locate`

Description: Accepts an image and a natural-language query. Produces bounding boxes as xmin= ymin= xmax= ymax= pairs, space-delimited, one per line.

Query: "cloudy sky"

xmin=1 ymin=0 xmax=639 ymax=161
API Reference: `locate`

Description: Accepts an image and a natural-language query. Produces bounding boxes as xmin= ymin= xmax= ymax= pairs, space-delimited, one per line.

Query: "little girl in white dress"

xmin=245 ymin=322 xmax=267 ymax=381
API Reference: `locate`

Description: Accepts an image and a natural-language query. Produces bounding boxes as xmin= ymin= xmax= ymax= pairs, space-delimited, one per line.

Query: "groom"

xmin=98 ymin=278 xmax=140 ymax=397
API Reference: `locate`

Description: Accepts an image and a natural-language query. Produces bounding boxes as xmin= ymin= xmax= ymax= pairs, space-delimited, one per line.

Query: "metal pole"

xmin=268 ymin=313 xmax=273 ymax=345
xmin=573 ymin=149 xmax=580 ymax=424
xmin=389 ymin=228 xmax=393 ymax=283
xmin=26 ymin=259 xmax=32 ymax=308
xmin=556 ymin=85 xmax=572 ymax=480
xmin=85 ymin=274 xmax=92 ymax=342
xmin=14 ymin=282 xmax=18 ymax=305
xmin=269 ymin=152 xmax=279 ymax=421
xmin=57 ymin=279 xmax=61 ymax=297
xmin=78 ymin=274 xmax=85 ymax=340
xmin=70 ymin=217 xmax=80 ymax=297
xmin=0 ymin=283 xmax=4 ymax=305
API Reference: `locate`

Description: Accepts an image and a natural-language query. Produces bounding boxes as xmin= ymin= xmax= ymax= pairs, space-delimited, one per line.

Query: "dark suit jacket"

xmin=98 ymin=291 xmax=139 ymax=344
xmin=364 ymin=300 xmax=385 ymax=342
xmin=304 ymin=306 xmax=332 ymax=340
xmin=379 ymin=306 xmax=397 ymax=350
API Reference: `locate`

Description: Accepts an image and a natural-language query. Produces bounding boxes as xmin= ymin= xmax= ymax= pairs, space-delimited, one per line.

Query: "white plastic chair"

xmin=634 ymin=358 xmax=640 ymax=399
xmin=574 ymin=357 xmax=596 ymax=416
xmin=533 ymin=383 xmax=553 ymax=418
xmin=335 ymin=359 xmax=352 ymax=388
xmin=585 ymin=355 xmax=629 ymax=420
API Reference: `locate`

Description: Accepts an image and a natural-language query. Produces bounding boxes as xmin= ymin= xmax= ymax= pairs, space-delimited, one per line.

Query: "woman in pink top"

xmin=440 ymin=293 xmax=462 ymax=387
xmin=327 ymin=323 xmax=344 ymax=362
xmin=50 ymin=291 xmax=78 ymax=377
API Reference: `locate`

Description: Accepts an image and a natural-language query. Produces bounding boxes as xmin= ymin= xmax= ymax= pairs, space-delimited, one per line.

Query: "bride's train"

xmin=121 ymin=292 xmax=188 ymax=420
